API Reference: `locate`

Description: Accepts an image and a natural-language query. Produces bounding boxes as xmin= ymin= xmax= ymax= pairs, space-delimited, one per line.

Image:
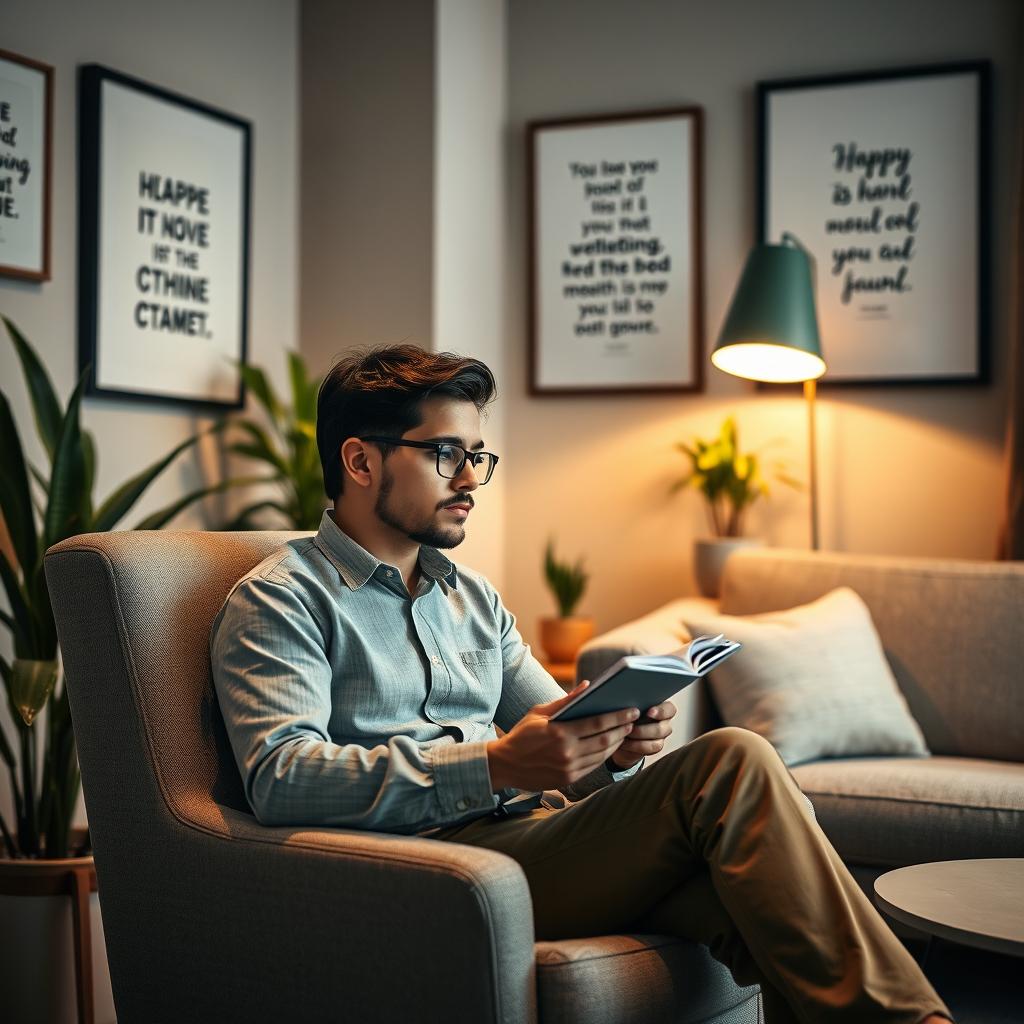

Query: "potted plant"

xmin=671 ymin=416 xmax=799 ymax=597
xmin=0 ymin=317 xmax=233 ymax=1023
xmin=539 ymin=540 xmax=594 ymax=665
xmin=219 ymin=352 xmax=326 ymax=529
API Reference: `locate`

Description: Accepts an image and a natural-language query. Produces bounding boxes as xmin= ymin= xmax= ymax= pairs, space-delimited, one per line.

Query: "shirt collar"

xmin=314 ymin=510 xmax=458 ymax=591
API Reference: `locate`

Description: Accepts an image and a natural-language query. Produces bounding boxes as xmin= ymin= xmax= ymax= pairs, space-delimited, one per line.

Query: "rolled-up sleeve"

xmin=210 ymin=576 xmax=498 ymax=833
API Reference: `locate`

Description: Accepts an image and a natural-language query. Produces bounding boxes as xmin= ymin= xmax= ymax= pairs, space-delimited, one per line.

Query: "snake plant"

xmin=544 ymin=540 xmax=589 ymax=618
xmin=0 ymin=316 xmax=233 ymax=858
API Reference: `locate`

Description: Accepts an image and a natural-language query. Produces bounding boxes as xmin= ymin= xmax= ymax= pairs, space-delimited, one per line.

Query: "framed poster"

xmin=0 ymin=48 xmax=53 ymax=281
xmin=758 ymin=62 xmax=990 ymax=386
xmin=528 ymin=107 xmax=704 ymax=395
xmin=79 ymin=64 xmax=251 ymax=409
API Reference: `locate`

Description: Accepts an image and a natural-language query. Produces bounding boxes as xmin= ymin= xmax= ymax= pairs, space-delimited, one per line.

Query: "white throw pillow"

xmin=682 ymin=587 xmax=929 ymax=767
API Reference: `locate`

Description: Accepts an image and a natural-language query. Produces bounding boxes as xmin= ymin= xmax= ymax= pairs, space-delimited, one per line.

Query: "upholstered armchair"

xmin=44 ymin=531 xmax=760 ymax=1023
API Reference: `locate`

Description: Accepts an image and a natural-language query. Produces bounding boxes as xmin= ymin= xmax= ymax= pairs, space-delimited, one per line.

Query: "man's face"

xmin=373 ymin=397 xmax=485 ymax=549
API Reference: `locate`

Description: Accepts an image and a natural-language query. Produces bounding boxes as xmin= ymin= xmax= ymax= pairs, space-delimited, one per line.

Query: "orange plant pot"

xmin=539 ymin=616 xmax=595 ymax=664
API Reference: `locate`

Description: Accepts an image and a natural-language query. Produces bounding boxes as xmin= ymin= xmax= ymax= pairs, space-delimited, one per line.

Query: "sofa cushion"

xmin=719 ymin=548 xmax=1024 ymax=762
xmin=790 ymin=755 xmax=1024 ymax=867
xmin=682 ymin=588 xmax=929 ymax=766
xmin=535 ymin=934 xmax=760 ymax=1024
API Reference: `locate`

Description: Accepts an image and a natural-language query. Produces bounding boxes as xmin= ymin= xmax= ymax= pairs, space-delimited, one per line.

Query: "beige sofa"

xmin=577 ymin=548 xmax=1024 ymax=900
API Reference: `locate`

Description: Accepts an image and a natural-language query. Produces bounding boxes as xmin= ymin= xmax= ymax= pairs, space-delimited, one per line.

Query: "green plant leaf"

xmin=0 ymin=656 xmax=15 ymax=769
xmin=81 ymin=429 xmax=96 ymax=522
xmin=0 ymin=551 xmax=35 ymax=656
xmin=2 ymin=317 xmax=63 ymax=460
xmin=42 ymin=370 xmax=89 ymax=550
xmin=25 ymin=561 xmax=56 ymax=659
xmin=238 ymin=363 xmax=283 ymax=425
xmin=228 ymin=419 xmax=289 ymax=475
xmin=28 ymin=461 xmax=48 ymax=494
xmin=0 ymin=393 xmax=38 ymax=579
xmin=287 ymin=351 xmax=317 ymax=423
xmin=91 ymin=424 xmax=222 ymax=532
xmin=10 ymin=658 xmax=58 ymax=727
xmin=132 ymin=474 xmax=276 ymax=530
xmin=543 ymin=539 xmax=588 ymax=617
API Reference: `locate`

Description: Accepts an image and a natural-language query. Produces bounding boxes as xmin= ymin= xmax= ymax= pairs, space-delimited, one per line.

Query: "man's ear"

xmin=340 ymin=437 xmax=375 ymax=490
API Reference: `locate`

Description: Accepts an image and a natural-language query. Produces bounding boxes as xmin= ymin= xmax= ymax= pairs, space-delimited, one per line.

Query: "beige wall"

xmin=0 ymin=0 xmax=300 ymax=826
xmin=300 ymin=0 xmax=435 ymax=361
xmin=433 ymin=0 xmax=508 ymax=587
xmin=504 ymin=0 xmax=1022 ymax=648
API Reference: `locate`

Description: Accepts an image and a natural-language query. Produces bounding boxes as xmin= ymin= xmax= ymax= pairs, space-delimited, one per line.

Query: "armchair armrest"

xmin=576 ymin=598 xmax=720 ymax=758
xmin=100 ymin=806 xmax=537 ymax=1023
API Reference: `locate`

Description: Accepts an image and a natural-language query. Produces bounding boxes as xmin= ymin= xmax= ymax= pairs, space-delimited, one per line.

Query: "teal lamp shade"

xmin=712 ymin=237 xmax=826 ymax=383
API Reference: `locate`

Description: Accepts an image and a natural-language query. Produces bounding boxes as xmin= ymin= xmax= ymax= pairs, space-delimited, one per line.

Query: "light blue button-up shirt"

xmin=210 ymin=510 xmax=637 ymax=835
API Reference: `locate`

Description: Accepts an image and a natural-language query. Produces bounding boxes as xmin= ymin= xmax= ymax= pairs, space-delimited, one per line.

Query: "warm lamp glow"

xmin=711 ymin=342 xmax=826 ymax=384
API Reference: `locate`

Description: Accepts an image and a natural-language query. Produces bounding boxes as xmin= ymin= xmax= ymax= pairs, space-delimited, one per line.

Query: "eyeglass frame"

xmin=358 ymin=435 xmax=499 ymax=484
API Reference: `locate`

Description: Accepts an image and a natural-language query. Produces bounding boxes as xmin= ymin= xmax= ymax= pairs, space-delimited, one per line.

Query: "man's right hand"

xmin=486 ymin=682 xmax=639 ymax=792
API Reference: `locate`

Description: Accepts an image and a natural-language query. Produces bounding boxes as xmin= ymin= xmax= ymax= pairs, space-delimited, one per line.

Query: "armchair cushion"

xmin=535 ymin=934 xmax=759 ymax=1024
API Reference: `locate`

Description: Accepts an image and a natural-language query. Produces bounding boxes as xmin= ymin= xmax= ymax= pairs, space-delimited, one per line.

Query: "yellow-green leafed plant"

xmin=0 ymin=316 xmax=233 ymax=858
xmin=544 ymin=540 xmax=588 ymax=618
xmin=671 ymin=416 xmax=800 ymax=538
xmin=221 ymin=353 xmax=326 ymax=530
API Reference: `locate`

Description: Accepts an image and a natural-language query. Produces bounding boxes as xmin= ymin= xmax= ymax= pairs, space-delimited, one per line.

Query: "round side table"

xmin=874 ymin=858 xmax=1024 ymax=957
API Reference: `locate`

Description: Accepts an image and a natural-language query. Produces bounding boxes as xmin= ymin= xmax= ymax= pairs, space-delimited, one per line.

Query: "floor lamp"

xmin=710 ymin=233 xmax=827 ymax=550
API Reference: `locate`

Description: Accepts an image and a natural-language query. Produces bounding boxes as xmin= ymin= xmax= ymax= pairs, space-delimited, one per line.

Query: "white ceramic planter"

xmin=694 ymin=537 xmax=764 ymax=598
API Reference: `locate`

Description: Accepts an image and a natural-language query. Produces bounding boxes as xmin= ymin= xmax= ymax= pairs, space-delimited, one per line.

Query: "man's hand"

xmin=607 ymin=700 xmax=677 ymax=771
xmin=486 ymin=682 xmax=639 ymax=792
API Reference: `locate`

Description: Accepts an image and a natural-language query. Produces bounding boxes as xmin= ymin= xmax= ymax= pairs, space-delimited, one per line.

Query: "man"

xmin=211 ymin=344 xmax=951 ymax=1024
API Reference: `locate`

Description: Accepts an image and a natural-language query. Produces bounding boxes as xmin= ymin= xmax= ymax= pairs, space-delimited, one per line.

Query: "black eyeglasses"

xmin=360 ymin=436 xmax=499 ymax=484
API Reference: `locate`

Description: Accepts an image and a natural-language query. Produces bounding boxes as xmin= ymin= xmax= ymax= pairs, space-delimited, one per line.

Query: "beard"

xmin=374 ymin=466 xmax=467 ymax=549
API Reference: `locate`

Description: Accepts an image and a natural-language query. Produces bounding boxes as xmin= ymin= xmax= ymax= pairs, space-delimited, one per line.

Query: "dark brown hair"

xmin=316 ymin=344 xmax=496 ymax=499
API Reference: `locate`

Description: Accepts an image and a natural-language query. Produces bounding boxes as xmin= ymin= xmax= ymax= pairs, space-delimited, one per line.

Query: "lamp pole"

xmin=804 ymin=378 xmax=820 ymax=551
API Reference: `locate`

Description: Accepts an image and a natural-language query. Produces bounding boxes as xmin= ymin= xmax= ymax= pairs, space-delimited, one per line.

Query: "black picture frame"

xmin=0 ymin=48 xmax=53 ymax=282
xmin=757 ymin=61 xmax=990 ymax=387
xmin=528 ymin=107 xmax=705 ymax=396
xmin=78 ymin=64 xmax=252 ymax=410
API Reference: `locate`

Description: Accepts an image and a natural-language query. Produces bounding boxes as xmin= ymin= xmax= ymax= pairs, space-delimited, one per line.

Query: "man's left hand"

xmin=608 ymin=700 xmax=677 ymax=770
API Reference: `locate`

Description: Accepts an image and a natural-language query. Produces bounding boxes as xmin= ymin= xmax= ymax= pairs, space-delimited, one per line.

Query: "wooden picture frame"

xmin=528 ymin=107 xmax=704 ymax=395
xmin=758 ymin=62 xmax=990 ymax=386
xmin=0 ymin=48 xmax=53 ymax=282
xmin=78 ymin=64 xmax=252 ymax=409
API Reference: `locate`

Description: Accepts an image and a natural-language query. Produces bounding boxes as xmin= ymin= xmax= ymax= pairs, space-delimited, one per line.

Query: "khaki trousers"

xmin=433 ymin=727 xmax=951 ymax=1024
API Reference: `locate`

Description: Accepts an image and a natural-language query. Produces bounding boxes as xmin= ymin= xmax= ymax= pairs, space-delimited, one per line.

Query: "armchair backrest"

xmin=45 ymin=530 xmax=304 ymax=842
xmin=721 ymin=548 xmax=1024 ymax=762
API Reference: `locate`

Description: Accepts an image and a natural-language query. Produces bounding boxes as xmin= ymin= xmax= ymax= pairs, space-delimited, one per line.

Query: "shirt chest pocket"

xmin=458 ymin=647 xmax=502 ymax=688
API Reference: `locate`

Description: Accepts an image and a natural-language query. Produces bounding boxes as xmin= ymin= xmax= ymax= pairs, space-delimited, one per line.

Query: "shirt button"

xmin=385 ymin=569 xmax=394 ymax=577
xmin=456 ymin=798 xmax=473 ymax=811
xmin=432 ymin=655 xmax=441 ymax=665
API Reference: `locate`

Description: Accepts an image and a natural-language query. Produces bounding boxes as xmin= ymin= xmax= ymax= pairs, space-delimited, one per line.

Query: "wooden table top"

xmin=874 ymin=858 xmax=1024 ymax=957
